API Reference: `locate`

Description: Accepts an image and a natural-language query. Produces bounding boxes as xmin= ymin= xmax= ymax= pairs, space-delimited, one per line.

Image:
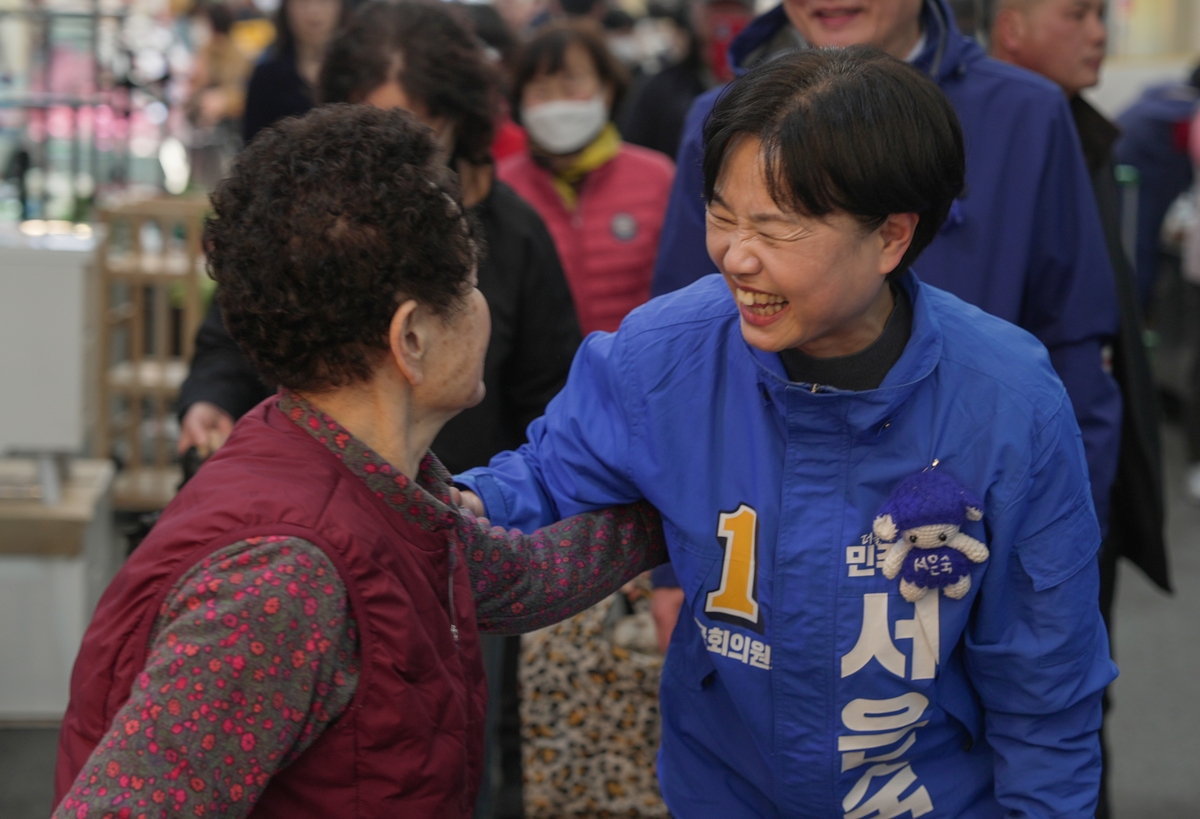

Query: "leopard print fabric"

xmin=520 ymin=588 xmax=668 ymax=818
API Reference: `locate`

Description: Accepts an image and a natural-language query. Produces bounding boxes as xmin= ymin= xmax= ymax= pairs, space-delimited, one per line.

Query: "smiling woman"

xmin=459 ymin=45 xmax=1116 ymax=817
xmin=701 ymin=45 xmax=962 ymax=358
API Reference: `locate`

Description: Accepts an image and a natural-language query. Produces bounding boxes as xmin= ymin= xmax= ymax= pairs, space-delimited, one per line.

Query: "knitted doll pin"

xmin=874 ymin=467 xmax=989 ymax=602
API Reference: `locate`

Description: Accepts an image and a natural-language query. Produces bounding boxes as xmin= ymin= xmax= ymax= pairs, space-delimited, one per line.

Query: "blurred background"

xmin=0 ymin=0 xmax=1197 ymax=816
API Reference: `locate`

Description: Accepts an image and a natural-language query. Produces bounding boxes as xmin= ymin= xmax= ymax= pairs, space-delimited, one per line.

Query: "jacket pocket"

xmin=663 ymin=612 xmax=717 ymax=692
xmin=1012 ymin=494 xmax=1104 ymax=668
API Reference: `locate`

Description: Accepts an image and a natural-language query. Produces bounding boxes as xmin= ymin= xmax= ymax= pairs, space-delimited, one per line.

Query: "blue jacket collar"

xmin=746 ymin=270 xmax=943 ymax=433
xmin=728 ymin=0 xmax=969 ymax=83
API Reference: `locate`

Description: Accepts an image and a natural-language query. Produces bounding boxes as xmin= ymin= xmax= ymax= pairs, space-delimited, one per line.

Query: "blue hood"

xmin=727 ymin=0 xmax=975 ymax=83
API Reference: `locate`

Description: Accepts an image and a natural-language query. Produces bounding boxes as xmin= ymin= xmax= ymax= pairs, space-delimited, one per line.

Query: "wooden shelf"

xmin=112 ymin=466 xmax=182 ymax=513
xmin=106 ymin=360 xmax=188 ymax=393
xmin=93 ymin=196 xmax=209 ymax=513
xmin=103 ymin=252 xmax=205 ymax=279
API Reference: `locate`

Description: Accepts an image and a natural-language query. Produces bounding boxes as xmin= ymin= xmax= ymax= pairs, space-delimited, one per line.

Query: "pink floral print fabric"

xmin=53 ymin=537 xmax=358 ymax=819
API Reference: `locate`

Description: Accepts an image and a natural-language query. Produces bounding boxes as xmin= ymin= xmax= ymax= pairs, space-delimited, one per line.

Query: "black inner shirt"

xmin=777 ymin=284 xmax=913 ymax=391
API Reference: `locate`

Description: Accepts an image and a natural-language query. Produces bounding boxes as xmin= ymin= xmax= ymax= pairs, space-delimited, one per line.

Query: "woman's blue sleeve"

xmin=456 ymin=329 xmax=643 ymax=534
xmin=966 ymin=393 xmax=1117 ymax=817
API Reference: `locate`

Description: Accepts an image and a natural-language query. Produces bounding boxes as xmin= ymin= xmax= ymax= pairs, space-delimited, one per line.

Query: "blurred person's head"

xmin=456 ymin=1 xmax=521 ymax=87
xmin=495 ymin=0 xmax=549 ymax=35
xmin=781 ymin=0 xmax=924 ymax=60
xmin=513 ymin=20 xmax=628 ymax=156
xmin=559 ymin=0 xmax=607 ymax=20
xmin=319 ymin=1 xmax=496 ymax=168
xmin=273 ymin=0 xmax=346 ymax=57
xmin=688 ymin=0 xmax=754 ymax=81
xmin=208 ymin=105 xmax=489 ymax=431
xmin=601 ymin=8 xmax=639 ymax=70
xmin=207 ymin=3 xmax=236 ymax=37
xmin=702 ymin=47 xmax=964 ymax=357
xmin=989 ymin=0 xmax=1106 ymax=97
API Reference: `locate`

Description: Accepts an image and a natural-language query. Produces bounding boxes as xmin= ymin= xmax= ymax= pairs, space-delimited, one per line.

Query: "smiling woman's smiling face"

xmin=706 ymin=136 xmax=913 ymax=358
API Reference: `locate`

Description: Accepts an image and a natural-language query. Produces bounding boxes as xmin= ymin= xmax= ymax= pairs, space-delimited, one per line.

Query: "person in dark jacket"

xmin=990 ymin=1 xmax=1172 ymax=815
xmin=1114 ymin=67 xmax=1200 ymax=306
xmin=240 ymin=0 xmax=348 ymax=144
xmin=176 ymin=7 xmax=582 ymax=815
xmin=617 ymin=0 xmax=753 ymax=159
xmin=179 ymin=0 xmax=350 ymax=449
xmin=54 ymin=105 xmax=666 ymax=819
xmin=650 ymin=0 xmax=1121 ymax=542
xmin=179 ymin=1 xmax=582 ymax=479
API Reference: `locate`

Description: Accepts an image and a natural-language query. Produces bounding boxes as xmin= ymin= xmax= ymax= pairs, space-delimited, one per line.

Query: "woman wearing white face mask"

xmin=499 ymin=21 xmax=675 ymax=336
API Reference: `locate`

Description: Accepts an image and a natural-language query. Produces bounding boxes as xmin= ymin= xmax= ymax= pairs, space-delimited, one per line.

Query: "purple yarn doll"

xmin=875 ymin=468 xmax=989 ymax=602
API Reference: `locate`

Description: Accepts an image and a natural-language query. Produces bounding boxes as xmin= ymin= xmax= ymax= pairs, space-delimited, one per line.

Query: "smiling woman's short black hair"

xmin=703 ymin=46 xmax=965 ymax=277
xmin=207 ymin=105 xmax=478 ymax=393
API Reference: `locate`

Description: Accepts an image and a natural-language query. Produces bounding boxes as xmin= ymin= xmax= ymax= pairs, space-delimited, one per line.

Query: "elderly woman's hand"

xmin=450 ymin=487 xmax=488 ymax=524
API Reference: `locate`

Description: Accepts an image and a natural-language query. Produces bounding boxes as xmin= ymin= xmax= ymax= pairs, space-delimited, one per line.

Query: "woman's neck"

xmin=797 ymin=282 xmax=895 ymax=359
xmin=533 ymin=146 xmax=585 ymax=175
xmin=295 ymin=378 xmax=439 ymax=481
xmin=456 ymin=159 xmax=493 ymax=209
xmin=294 ymin=42 xmax=325 ymax=86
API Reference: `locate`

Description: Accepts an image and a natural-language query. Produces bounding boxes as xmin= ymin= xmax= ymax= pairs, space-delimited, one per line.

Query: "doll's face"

xmin=902 ymin=523 xmax=959 ymax=549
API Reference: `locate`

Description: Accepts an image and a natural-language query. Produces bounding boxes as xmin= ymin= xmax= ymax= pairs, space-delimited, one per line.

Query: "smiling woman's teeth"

xmin=736 ymin=288 xmax=787 ymax=315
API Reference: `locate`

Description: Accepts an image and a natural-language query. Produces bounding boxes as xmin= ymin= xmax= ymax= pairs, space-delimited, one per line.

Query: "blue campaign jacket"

xmin=460 ymin=273 xmax=1116 ymax=818
xmin=1113 ymin=82 xmax=1198 ymax=305
xmin=650 ymin=0 xmax=1121 ymax=529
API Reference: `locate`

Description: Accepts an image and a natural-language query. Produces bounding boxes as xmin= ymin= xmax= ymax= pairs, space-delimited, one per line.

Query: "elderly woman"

xmin=459 ymin=47 xmax=1116 ymax=817
xmin=52 ymin=107 xmax=665 ymax=818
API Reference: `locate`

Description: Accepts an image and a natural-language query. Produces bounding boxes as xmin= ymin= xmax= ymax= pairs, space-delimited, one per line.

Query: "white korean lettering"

xmin=706 ymin=625 xmax=729 ymax=656
xmin=749 ymin=640 xmax=771 ymax=669
xmin=728 ymin=632 xmax=750 ymax=662
xmin=841 ymin=693 xmax=928 ymax=732
xmin=837 ymin=722 xmax=930 ymax=753
xmin=894 ymin=591 xmax=940 ymax=681
xmin=847 ymin=543 xmax=875 ymax=577
xmin=842 ymin=763 xmax=933 ymax=819
xmin=841 ymin=593 xmax=906 ymax=678
xmin=695 ymin=619 xmax=772 ymax=670
xmin=839 ymin=728 xmax=922 ymax=772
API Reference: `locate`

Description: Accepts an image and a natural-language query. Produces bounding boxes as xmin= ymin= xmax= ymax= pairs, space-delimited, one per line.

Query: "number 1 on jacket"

xmin=706 ymin=505 xmax=760 ymax=626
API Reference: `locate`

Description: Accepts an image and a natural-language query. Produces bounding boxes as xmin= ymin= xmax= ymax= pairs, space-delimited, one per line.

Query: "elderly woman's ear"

xmin=876 ymin=212 xmax=920 ymax=276
xmin=388 ymin=299 xmax=431 ymax=387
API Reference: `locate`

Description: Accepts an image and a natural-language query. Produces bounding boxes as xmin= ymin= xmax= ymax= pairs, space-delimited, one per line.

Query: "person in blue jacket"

xmin=458 ymin=48 xmax=1115 ymax=818
xmin=1113 ymin=68 xmax=1200 ymax=306
xmin=651 ymin=0 xmax=1121 ymax=535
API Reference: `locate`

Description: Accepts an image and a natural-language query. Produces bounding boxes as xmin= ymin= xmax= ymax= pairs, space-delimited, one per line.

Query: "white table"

xmin=0 ymin=459 xmax=118 ymax=721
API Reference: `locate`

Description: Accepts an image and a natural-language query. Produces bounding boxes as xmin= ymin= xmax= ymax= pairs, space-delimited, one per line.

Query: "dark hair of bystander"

xmin=317 ymin=1 xmax=497 ymax=166
xmin=510 ymin=20 xmax=630 ymax=122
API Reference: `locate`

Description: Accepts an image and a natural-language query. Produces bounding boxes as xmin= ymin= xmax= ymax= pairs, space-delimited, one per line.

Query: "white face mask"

xmin=521 ymin=95 xmax=608 ymax=155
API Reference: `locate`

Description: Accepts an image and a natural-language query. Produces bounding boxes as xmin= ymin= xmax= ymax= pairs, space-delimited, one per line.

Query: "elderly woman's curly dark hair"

xmin=206 ymin=104 xmax=479 ymax=393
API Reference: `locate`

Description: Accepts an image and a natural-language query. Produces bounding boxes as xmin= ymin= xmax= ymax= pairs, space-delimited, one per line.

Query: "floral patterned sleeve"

xmin=461 ymin=500 xmax=668 ymax=634
xmin=53 ymin=537 xmax=359 ymax=819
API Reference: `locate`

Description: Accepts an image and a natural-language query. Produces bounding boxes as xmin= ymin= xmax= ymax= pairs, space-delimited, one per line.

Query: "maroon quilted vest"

xmin=54 ymin=397 xmax=488 ymax=817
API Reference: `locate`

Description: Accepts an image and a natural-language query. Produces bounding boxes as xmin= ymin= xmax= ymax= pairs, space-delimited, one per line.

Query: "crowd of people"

xmin=48 ymin=0 xmax=1200 ymax=816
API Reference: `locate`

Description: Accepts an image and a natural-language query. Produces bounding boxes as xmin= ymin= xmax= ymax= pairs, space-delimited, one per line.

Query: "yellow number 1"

xmin=706 ymin=504 xmax=760 ymax=625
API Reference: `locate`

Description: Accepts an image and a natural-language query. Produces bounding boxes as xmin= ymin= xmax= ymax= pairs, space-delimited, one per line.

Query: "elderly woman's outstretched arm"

xmin=460 ymin=501 xmax=668 ymax=634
